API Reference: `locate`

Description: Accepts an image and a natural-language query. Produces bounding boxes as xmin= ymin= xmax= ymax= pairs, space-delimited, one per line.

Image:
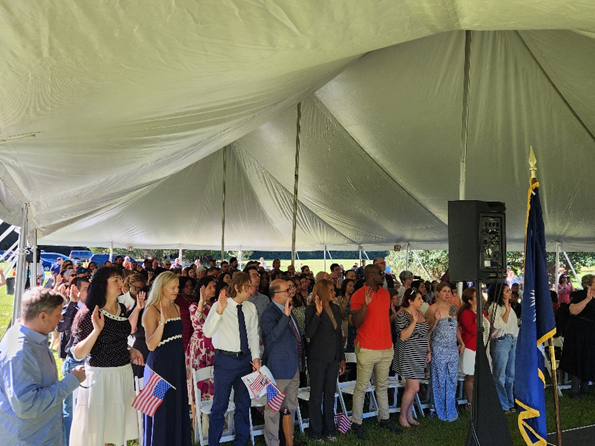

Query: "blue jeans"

xmin=62 ymin=356 xmax=84 ymax=445
xmin=491 ymin=335 xmax=516 ymax=411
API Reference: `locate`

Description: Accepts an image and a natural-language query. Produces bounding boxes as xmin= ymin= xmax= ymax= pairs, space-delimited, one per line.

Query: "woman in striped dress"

xmin=392 ymin=288 xmax=430 ymax=428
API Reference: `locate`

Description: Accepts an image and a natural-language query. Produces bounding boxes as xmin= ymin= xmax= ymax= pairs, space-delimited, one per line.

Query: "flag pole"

xmin=530 ymin=146 xmax=562 ymax=446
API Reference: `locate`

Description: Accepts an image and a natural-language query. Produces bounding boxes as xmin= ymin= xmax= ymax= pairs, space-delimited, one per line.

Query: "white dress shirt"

xmin=203 ymin=298 xmax=260 ymax=360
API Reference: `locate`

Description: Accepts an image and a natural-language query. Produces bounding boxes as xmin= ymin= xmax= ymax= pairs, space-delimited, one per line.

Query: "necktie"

xmin=288 ymin=316 xmax=303 ymax=358
xmin=237 ymin=305 xmax=249 ymax=355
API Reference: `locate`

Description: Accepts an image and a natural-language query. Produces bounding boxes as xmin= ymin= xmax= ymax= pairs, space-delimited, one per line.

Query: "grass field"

xmin=2 ymin=265 xmax=595 ymax=445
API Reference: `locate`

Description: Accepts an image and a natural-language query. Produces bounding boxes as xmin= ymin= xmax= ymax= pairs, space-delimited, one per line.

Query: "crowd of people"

xmin=0 ymin=254 xmax=592 ymax=445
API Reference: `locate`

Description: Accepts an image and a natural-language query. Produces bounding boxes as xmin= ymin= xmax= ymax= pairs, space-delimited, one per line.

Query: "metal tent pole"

xmin=109 ymin=242 xmax=114 ymax=262
xmin=0 ymin=225 xmax=16 ymax=244
xmin=290 ymin=103 xmax=302 ymax=267
xmin=323 ymin=245 xmax=327 ymax=271
xmin=31 ymin=229 xmax=38 ymax=287
xmin=221 ymin=146 xmax=228 ymax=262
xmin=11 ymin=204 xmax=29 ymax=325
xmin=405 ymin=243 xmax=410 ymax=271
xmin=178 ymin=245 xmax=183 ymax=264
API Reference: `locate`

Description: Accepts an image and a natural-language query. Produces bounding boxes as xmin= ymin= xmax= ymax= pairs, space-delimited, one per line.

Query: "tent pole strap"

xmin=290 ymin=102 xmax=302 ymax=266
xmin=221 ymin=145 xmax=228 ymax=262
xmin=459 ymin=30 xmax=472 ymax=201
xmin=12 ymin=203 xmax=28 ymax=325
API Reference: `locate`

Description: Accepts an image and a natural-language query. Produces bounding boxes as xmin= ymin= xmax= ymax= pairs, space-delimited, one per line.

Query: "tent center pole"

xmin=221 ymin=145 xmax=228 ymax=262
xmin=459 ymin=30 xmax=472 ymax=201
xmin=290 ymin=102 xmax=302 ymax=267
xmin=109 ymin=242 xmax=114 ymax=262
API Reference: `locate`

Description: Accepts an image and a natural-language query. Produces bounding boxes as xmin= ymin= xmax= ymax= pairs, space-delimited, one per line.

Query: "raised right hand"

xmin=434 ymin=308 xmax=442 ymax=321
xmin=91 ymin=306 xmax=105 ymax=332
xmin=71 ymin=365 xmax=86 ymax=383
xmin=364 ymin=288 xmax=373 ymax=306
xmin=314 ymin=295 xmax=323 ymax=315
xmin=199 ymin=285 xmax=206 ymax=303
xmin=69 ymin=284 xmax=80 ymax=303
xmin=411 ymin=309 xmax=419 ymax=323
xmin=217 ymin=289 xmax=228 ymax=314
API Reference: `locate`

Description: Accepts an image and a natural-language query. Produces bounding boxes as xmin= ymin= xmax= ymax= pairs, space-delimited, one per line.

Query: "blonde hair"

xmin=146 ymin=272 xmax=179 ymax=307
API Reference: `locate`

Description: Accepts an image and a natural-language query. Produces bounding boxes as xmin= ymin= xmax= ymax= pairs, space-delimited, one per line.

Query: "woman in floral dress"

xmin=186 ymin=276 xmax=217 ymax=403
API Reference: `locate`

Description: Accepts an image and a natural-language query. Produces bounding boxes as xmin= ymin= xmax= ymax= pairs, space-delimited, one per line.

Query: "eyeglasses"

xmin=287 ymin=285 xmax=296 ymax=290
xmin=276 ymin=287 xmax=290 ymax=294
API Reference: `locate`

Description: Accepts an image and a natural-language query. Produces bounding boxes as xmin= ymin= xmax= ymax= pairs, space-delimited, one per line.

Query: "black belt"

xmin=217 ymin=349 xmax=247 ymax=357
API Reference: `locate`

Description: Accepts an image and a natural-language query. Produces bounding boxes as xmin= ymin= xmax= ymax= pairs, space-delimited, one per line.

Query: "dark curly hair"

xmin=85 ymin=266 xmax=123 ymax=310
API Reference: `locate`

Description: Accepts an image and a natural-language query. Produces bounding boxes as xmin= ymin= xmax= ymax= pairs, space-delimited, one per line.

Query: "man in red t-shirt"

xmin=350 ymin=264 xmax=401 ymax=439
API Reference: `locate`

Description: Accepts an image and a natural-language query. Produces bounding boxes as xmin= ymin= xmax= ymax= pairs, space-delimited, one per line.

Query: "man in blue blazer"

xmin=261 ymin=279 xmax=306 ymax=446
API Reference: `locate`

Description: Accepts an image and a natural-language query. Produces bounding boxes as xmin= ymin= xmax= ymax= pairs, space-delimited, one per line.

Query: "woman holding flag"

xmin=142 ymin=271 xmax=191 ymax=445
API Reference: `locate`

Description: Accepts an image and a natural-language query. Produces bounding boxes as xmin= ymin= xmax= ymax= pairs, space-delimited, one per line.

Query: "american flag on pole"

xmin=334 ymin=413 xmax=352 ymax=434
xmin=132 ymin=370 xmax=174 ymax=417
xmin=248 ymin=373 xmax=270 ymax=398
xmin=266 ymin=382 xmax=285 ymax=412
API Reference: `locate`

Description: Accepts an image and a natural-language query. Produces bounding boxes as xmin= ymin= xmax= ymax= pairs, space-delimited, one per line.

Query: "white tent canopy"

xmin=1 ymin=1 xmax=595 ymax=252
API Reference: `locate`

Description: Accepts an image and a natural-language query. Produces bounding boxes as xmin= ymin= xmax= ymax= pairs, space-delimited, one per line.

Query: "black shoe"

xmin=351 ymin=423 xmax=365 ymax=440
xmin=379 ymin=419 xmax=402 ymax=435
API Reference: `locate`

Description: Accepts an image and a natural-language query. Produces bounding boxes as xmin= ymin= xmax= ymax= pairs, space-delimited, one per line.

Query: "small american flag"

xmin=266 ymin=382 xmax=285 ymax=412
xmin=334 ymin=412 xmax=352 ymax=434
xmin=132 ymin=371 xmax=173 ymax=417
xmin=248 ymin=373 xmax=270 ymax=397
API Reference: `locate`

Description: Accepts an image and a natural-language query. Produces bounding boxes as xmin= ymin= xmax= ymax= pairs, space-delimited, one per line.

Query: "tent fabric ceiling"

xmin=1 ymin=1 xmax=595 ymax=251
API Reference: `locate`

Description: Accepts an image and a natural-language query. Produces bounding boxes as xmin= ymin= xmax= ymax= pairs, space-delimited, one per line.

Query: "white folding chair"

xmin=192 ymin=367 xmax=235 ymax=446
xmin=336 ymin=352 xmax=378 ymax=420
xmin=134 ymin=376 xmax=144 ymax=446
xmin=249 ymin=394 xmax=267 ymax=444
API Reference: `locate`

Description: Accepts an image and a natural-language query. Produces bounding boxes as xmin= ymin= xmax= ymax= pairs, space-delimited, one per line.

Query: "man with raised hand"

xmin=0 ymin=288 xmax=86 ymax=445
xmin=260 ymin=279 xmax=305 ymax=446
xmin=204 ymin=272 xmax=261 ymax=446
xmin=350 ymin=264 xmax=401 ymax=440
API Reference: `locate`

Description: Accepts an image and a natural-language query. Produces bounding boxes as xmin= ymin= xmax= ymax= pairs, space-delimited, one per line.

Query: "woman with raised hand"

xmin=425 ymin=282 xmax=465 ymax=422
xmin=186 ymin=276 xmax=217 ymax=402
xmin=69 ymin=266 xmax=144 ymax=446
xmin=392 ymin=288 xmax=429 ymax=427
xmin=305 ymin=279 xmax=346 ymax=442
xmin=488 ymin=283 xmax=518 ymax=413
xmin=457 ymin=287 xmax=491 ymax=410
xmin=560 ymin=274 xmax=595 ymax=398
xmin=124 ymin=273 xmax=148 ymax=379
xmin=142 ymin=271 xmax=191 ymax=446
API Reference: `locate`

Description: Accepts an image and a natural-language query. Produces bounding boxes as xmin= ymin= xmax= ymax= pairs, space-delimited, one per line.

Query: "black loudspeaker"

xmin=448 ymin=201 xmax=506 ymax=282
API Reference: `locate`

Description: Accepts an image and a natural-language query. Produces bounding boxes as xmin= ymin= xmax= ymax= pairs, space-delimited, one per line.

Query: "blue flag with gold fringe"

xmin=515 ymin=181 xmax=556 ymax=445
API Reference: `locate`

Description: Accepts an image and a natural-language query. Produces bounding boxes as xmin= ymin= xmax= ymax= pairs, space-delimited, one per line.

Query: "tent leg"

xmin=12 ymin=203 xmax=28 ymax=325
xmin=238 ymin=249 xmax=242 ymax=271
xmin=405 ymin=243 xmax=410 ymax=271
xmin=323 ymin=245 xmax=327 ymax=272
xmin=109 ymin=242 xmax=114 ymax=262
